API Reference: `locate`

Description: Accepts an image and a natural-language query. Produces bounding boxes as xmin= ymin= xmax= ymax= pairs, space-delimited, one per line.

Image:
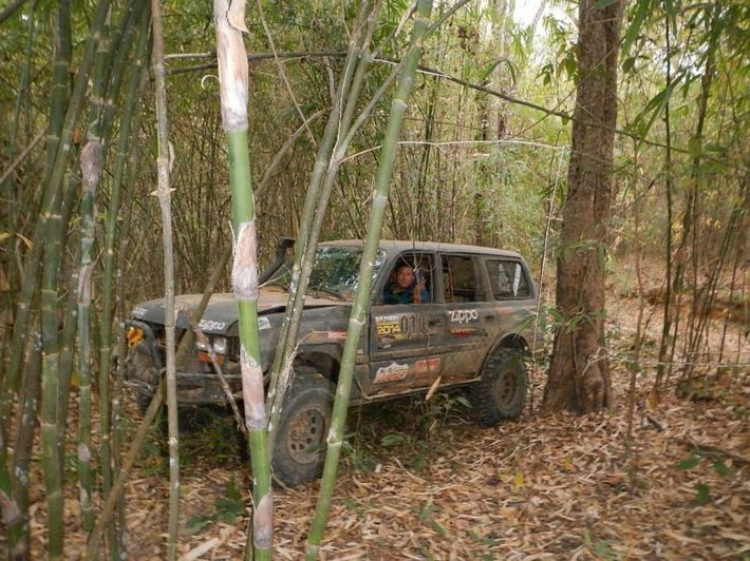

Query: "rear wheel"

xmin=469 ymin=346 xmax=527 ymax=426
xmin=272 ymin=375 xmax=334 ymax=487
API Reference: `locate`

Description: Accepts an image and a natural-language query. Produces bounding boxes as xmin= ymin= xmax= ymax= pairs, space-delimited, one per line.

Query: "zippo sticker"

xmin=374 ymin=362 xmax=409 ymax=383
xmin=448 ymin=309 xmax=479 ymax=324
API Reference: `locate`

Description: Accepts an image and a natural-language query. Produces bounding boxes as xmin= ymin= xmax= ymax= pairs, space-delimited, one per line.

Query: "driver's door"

xmin=366 ymin=252 xmax=438 ymax=395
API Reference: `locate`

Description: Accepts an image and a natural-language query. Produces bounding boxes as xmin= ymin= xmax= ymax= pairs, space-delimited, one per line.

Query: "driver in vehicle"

xmin=383 ymin=263 xmax=429 ymax=304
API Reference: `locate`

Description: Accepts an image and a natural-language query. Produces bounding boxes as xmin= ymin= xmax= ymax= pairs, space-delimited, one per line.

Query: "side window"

xmin=486 ymin=260 xmax=531 ymax=299
xmin=382 ymin=253 xmax=434 ymax=305
xmin=442 ymin=255 xmax=478 ymax=302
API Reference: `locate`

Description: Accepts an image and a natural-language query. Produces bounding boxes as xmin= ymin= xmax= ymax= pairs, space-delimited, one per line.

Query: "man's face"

xmin=395 ymin=266 xmax=414 ymax=289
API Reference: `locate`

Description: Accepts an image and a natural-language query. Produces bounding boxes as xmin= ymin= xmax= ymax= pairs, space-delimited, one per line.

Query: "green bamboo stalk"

xmin=150 ymin=1 xmax=181 ymax=558
xmin=9 ymin=0 xmax=38 ymax=170
xmin=46 ymin=0 xmax=72 ymax=174
xmin=0 ymin=0 xmax=110 ymax=445
xmin=0 ymin=1 xmax=47 ymax=552
xmin=213 ymin=1 xmax=272 ymax=558
xmin=7 ymin=330 xmax=42 ymax=560
xmin=111 ymin=56 xmax=150 ymax=552
xmin=74 ymin=12 xmax=112 ymax=541
xmin=80 ymin=4 xmax=150 ymax=545
xmin=89 ymin=238 xmax=220 ymax=560
xmin=104 ymin=10 xmax=152 ymax=548
xmin=85 ymin=379 xmax=165 ymax=559
xmin=305 ymin=2 xmax=433 ymax=558
xmin=0 ymin=0 xmax=72 ymax=444
xmin=77 ymin=138 xmax=101 ymax=537
xmin=77 ymin=7 xmax=141 ymax=559
xmin=99 ymin=0 xmax=149 ymax=144
xmin=39 ymin=173 xmax=72 ymax=559
xmin=266 ymin=0 xmax=375 ymax=445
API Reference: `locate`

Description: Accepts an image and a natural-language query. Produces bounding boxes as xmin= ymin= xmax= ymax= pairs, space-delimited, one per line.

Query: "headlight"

xmin=212 ymin=337 xmax=227 ymax=355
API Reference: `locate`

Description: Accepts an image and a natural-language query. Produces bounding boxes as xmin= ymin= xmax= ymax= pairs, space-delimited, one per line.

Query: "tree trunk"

xmin=542 ymin=0 xmax=623 ymax=414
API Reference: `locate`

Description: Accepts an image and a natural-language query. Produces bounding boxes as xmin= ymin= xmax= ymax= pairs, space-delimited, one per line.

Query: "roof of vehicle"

xmin=321 ymin=239 xmax=524 ymax=259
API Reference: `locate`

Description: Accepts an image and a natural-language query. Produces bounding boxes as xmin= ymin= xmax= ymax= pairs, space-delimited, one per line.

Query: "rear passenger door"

xmin=483 ymin=257 xmax=537 ymax=340
xmin=428 ymin=253 xmax=493 ymax=384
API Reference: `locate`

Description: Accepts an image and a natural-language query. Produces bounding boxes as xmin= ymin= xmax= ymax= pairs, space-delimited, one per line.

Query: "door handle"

xmin=484 ymin=315 xmax=495 ymax=322
xmin=428 ymin=318 xmax=441 ymax=326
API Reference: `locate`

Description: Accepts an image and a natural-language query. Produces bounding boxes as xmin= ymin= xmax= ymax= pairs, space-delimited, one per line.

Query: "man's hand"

xmin=413 ymin=275 xmax=426 ymax=303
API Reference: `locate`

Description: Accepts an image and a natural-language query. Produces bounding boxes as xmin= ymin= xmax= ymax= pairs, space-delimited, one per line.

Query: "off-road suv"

xmin=125 ymin=239 xmax=538 ymax=485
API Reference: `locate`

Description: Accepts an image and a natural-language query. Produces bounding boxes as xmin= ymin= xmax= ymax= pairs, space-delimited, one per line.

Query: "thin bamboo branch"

xmin=0 ymin=0 xmax=27 ymax=25
xmin=88 ymin=4 xmax=150 ymax=546
xmin=0 ymin=129 xmax=44 ymax=188
xmin=150 ymin=0 xmax=180 ymax=557
xmin=255 ymin=0 xmax=317 ymax=148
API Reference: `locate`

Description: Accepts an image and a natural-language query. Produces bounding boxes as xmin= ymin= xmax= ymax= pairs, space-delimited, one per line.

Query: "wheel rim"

xmin=286 ymin=405 xmax=327 ymax=464
xmin=494 ymin=367 xmax=516 ymax=406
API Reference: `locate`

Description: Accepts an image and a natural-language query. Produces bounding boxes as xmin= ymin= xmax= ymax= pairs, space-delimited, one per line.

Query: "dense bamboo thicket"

xmin=0 ymin=0 xmax=748 ymax=558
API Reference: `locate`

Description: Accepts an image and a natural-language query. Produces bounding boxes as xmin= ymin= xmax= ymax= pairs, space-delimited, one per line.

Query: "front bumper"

xmin=124 ymin=320 xmax=242 ymax=406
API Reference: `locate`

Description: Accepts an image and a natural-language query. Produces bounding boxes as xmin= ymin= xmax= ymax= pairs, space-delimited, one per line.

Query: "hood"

xmin=130 ymin=287 xmax=344 ymax=334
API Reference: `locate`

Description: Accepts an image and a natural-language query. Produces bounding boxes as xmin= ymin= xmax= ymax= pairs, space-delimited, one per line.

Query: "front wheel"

xmin=469 ymin=346 xmax=527 ymax=426
xmin=272 ymin=375 xmax=334 ymax=487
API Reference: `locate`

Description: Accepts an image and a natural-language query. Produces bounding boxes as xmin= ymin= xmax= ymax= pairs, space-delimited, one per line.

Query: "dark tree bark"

xmin=542 ymin=0 xmax=624 ymax=414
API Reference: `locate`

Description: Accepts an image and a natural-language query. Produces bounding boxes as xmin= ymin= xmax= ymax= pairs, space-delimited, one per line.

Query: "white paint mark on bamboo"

xmin=349 ymin=317 xmax=365 ymax=329
xmin=232 ymin=221 xmax=259 ymax=300
xmin=241 ymin=347 xmax=266 ymax=429
xmin=253 ymin=492 xmax=273 ymax=550
xmin=14 ymin=467 xmax=28 ymax=486
xmin=227 ymin=0 xmax=249 ymax=32
xmin=373 ymin=192 xmax=388 ymax=204
xmin=214 ymin=0 xmax=249 ymax=131
xmin=327 ymin=426 xmax=337 ymax=444
xmin=81 ymin=140 xmax=102 ymax=194
xmin=78 ymin=443 xmax=91 ymax=462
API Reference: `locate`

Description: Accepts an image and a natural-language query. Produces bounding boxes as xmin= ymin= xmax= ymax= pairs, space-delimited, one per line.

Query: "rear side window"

xmin=486 ymin=260 xmax=531 ymax=300
xmin=442 ymin=255 xmax=478 ymax=302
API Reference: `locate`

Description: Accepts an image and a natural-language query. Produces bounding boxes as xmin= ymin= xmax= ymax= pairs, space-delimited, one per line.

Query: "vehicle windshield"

xmin=265 ymin=246 xmax=385 ymax=302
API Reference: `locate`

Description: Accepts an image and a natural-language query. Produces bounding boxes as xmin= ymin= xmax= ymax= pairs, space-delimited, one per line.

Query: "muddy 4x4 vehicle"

xmin=125 ymin=240 xmax=538 ymax=485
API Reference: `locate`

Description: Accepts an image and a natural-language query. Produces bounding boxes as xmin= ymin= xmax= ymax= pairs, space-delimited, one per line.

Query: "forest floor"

xmin=20 ymin=266 xmax=750 ymax=559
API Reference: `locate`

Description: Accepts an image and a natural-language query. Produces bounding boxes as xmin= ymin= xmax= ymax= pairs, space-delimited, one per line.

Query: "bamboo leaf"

xmin=695 ymin=483 xmax=710 ymax=505
xmin=711 ymin=460 xmax=732 ymax=477
xmin=622 ymin=0 xmax=653 ymax=57
xmin=430 ymin=520 xmax=447 ymax=537
xmin=677 ymin=455 xmax=701 ymax=470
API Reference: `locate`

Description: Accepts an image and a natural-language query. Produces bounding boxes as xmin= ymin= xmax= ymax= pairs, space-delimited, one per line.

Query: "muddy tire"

xmin=272 ymin=375 xmax=335 ymax=487
xmin=469 ymin=346 xmax=527 ymax=426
